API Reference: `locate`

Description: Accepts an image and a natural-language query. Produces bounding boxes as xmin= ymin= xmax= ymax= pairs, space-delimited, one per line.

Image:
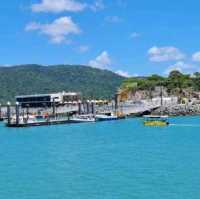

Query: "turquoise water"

xmin=1 ymin=117 xmax=200 ymax=199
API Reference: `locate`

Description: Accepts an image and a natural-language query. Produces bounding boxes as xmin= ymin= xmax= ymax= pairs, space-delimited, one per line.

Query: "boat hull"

xmin=144 ymin=120 xmax=169 ymax=127
xmin=95 ymin=115 xmax=118 ymax=121
xmin=69 ymin=119 xmax=95 ymax=123
xmin=6 ymin=119 xmax=71 ymax=128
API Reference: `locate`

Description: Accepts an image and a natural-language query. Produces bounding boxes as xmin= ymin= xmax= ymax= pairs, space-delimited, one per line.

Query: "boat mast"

xmin=160 ymin=84 xmax=164 ymax=116
xmin=160 ymin=85 xmax=163 ymax=107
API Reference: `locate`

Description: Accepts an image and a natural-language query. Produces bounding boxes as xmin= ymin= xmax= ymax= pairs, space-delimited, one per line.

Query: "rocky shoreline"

xmin=152 ymin=104 xmax=200 ymax=116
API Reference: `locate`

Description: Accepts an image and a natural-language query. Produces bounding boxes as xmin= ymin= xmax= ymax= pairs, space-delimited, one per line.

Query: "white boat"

xmin=70 ymin=115 xmax=96 ymax=123
xmin=5 ymin=115 xmax=38 ymax=126
xmin=95 ymin=113 xmax=118 ymax=121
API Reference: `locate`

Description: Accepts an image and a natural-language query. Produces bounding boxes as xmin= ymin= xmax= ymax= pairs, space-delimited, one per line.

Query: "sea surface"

xmin=0 ymin=116 xmax=200 ymax=199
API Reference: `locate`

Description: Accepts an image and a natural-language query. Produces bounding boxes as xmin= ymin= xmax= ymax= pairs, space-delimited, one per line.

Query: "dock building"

xmin=16 ymin=92 xmax=81 ymax=108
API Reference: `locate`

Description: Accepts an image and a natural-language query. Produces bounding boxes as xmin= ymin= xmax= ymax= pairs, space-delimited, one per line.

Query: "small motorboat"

xmin=95 ymin=112 xmax=118 ymax=121
xmin=70 ymin=115 xmax=96 ymax=123
xmin=143 ymin=115 xmax=169 ymax=126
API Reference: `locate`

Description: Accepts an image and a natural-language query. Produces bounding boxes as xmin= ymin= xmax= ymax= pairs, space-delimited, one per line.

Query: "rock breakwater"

xmin=152 ymin=104 xmax=200 ymax=116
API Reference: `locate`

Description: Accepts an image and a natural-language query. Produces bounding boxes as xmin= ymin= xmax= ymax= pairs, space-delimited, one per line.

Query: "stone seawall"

xmin=152 ymin=104 xmax=200 ymax=116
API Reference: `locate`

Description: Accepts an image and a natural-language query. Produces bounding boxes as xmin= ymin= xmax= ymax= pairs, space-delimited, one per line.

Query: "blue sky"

xmin=1 ymin=0 xmax=200 ymax=76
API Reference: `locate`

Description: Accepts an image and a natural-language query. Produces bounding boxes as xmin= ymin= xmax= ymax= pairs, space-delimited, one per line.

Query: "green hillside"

xmin=0 ymin=65 xmax=125 ymax=103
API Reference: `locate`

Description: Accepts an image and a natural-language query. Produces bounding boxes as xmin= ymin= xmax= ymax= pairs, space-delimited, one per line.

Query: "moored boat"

xmin=95 ymin=113 xmax=118 ymax=121
xmin=143 ymin=115 xmax=169 ymax=126
xmin=69 ymin=115 xmax=96 ymax=123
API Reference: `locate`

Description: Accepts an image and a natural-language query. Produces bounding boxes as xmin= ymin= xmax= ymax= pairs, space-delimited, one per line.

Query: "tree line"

xmin=120 ymin=70 xmax=200 ymax=101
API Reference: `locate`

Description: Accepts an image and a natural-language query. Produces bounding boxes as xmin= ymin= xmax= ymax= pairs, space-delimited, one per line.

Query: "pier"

xmin=3 ymin=100 xmax=160 ymax=128
xmin=4 ymin=99 xmax=99 ymax=127
xmin=0 ymin=91 xmax=165 ymax=128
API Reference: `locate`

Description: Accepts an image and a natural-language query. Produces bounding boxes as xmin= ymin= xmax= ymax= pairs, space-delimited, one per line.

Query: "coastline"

xmin=152 ymin=104 xmax=200 ymax=116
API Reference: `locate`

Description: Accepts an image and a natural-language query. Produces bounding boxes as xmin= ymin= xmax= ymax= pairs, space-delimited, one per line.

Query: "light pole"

xmin=52 ymin=98 xmax=56 ymax=118
xmin=7 ymin=102 xmax=11 ymax=125
xmin=0 ymin=103 xmax=1 ymax=119
xmin=16 ymin=102 xmax=20 ymax=125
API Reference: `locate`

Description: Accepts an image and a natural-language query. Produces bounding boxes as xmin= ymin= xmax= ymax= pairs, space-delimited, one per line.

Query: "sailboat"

xmin=143 ymin=86 xmax=169 ymax=126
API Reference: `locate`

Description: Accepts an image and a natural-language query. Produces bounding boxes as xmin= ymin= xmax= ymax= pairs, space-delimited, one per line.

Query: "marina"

xmin=1 ymin=91 xmax=161 ymax=128
xmin=2 ymin=87 xmax=199 ymax=128
xmin=2 ymin=1 xmax=200 ymax=198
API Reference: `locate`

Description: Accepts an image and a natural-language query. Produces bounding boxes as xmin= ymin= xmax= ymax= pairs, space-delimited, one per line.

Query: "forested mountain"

xmin=0 ymin=65 xmax=125 ymax=103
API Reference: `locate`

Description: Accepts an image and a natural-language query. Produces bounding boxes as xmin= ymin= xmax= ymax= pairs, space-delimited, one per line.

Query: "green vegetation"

xmin=2 ymin=65 xmax=199 ymax=104
xmin=121 ymin=70 xmax=200 ymax=100
xmin=0 ymin=65 xmax=125 ymax=103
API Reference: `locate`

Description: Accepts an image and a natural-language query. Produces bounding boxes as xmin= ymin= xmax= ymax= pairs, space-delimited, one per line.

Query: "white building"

xmin=16 ymin=91 xmax=81 ymax=107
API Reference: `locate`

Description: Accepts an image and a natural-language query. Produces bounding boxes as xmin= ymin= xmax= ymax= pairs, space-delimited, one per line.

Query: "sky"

xmin=1 ymin=0 xmax=200 ymax=77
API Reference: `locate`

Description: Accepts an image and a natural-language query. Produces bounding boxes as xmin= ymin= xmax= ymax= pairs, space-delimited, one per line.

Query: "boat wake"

xmin=170 ymin=124 xmax=200 ymax=127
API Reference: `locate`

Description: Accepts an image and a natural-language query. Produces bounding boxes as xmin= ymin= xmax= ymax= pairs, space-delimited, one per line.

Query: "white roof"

xmin=16 ymin=92 xmax=79 ymax=98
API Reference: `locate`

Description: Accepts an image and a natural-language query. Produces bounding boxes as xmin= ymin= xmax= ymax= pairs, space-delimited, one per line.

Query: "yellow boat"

xmin=143 ymin=115 xmax=169 ymax=126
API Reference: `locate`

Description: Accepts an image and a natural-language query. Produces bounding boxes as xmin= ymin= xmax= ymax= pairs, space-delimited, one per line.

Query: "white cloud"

xmin=115 ymin=70 xmax=139 ymax=77
xmin=105 ymin=16 xmax=122 ymax=23
xmin=115 ymin=70 xmax=130 ymax=77
xmin=31 ymin=0 xmax=104 ymax=13
xmin=90 ymin=0 xmax=105 ymax=11
xmin=77 ymin=45 xmax=90 ymax=53
xmin=130 ymin=32 xmax=140 ymax=38
xmin=25 ymin=16 xmax=81 ymax=44
xmin=192 ymin=51 xmax=200 ymax=62
xmin=148 ymin=46 xmax=185 ymax=62
xmin=165 ymin=61 xmax=196 ymax=75
xmin=31 ymin=0 xmax=86 ymax=13
xmin=165 ymin=63 xmax=183 ymax=75
xmin=89 ymin=51 xmax=111 ymax=69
